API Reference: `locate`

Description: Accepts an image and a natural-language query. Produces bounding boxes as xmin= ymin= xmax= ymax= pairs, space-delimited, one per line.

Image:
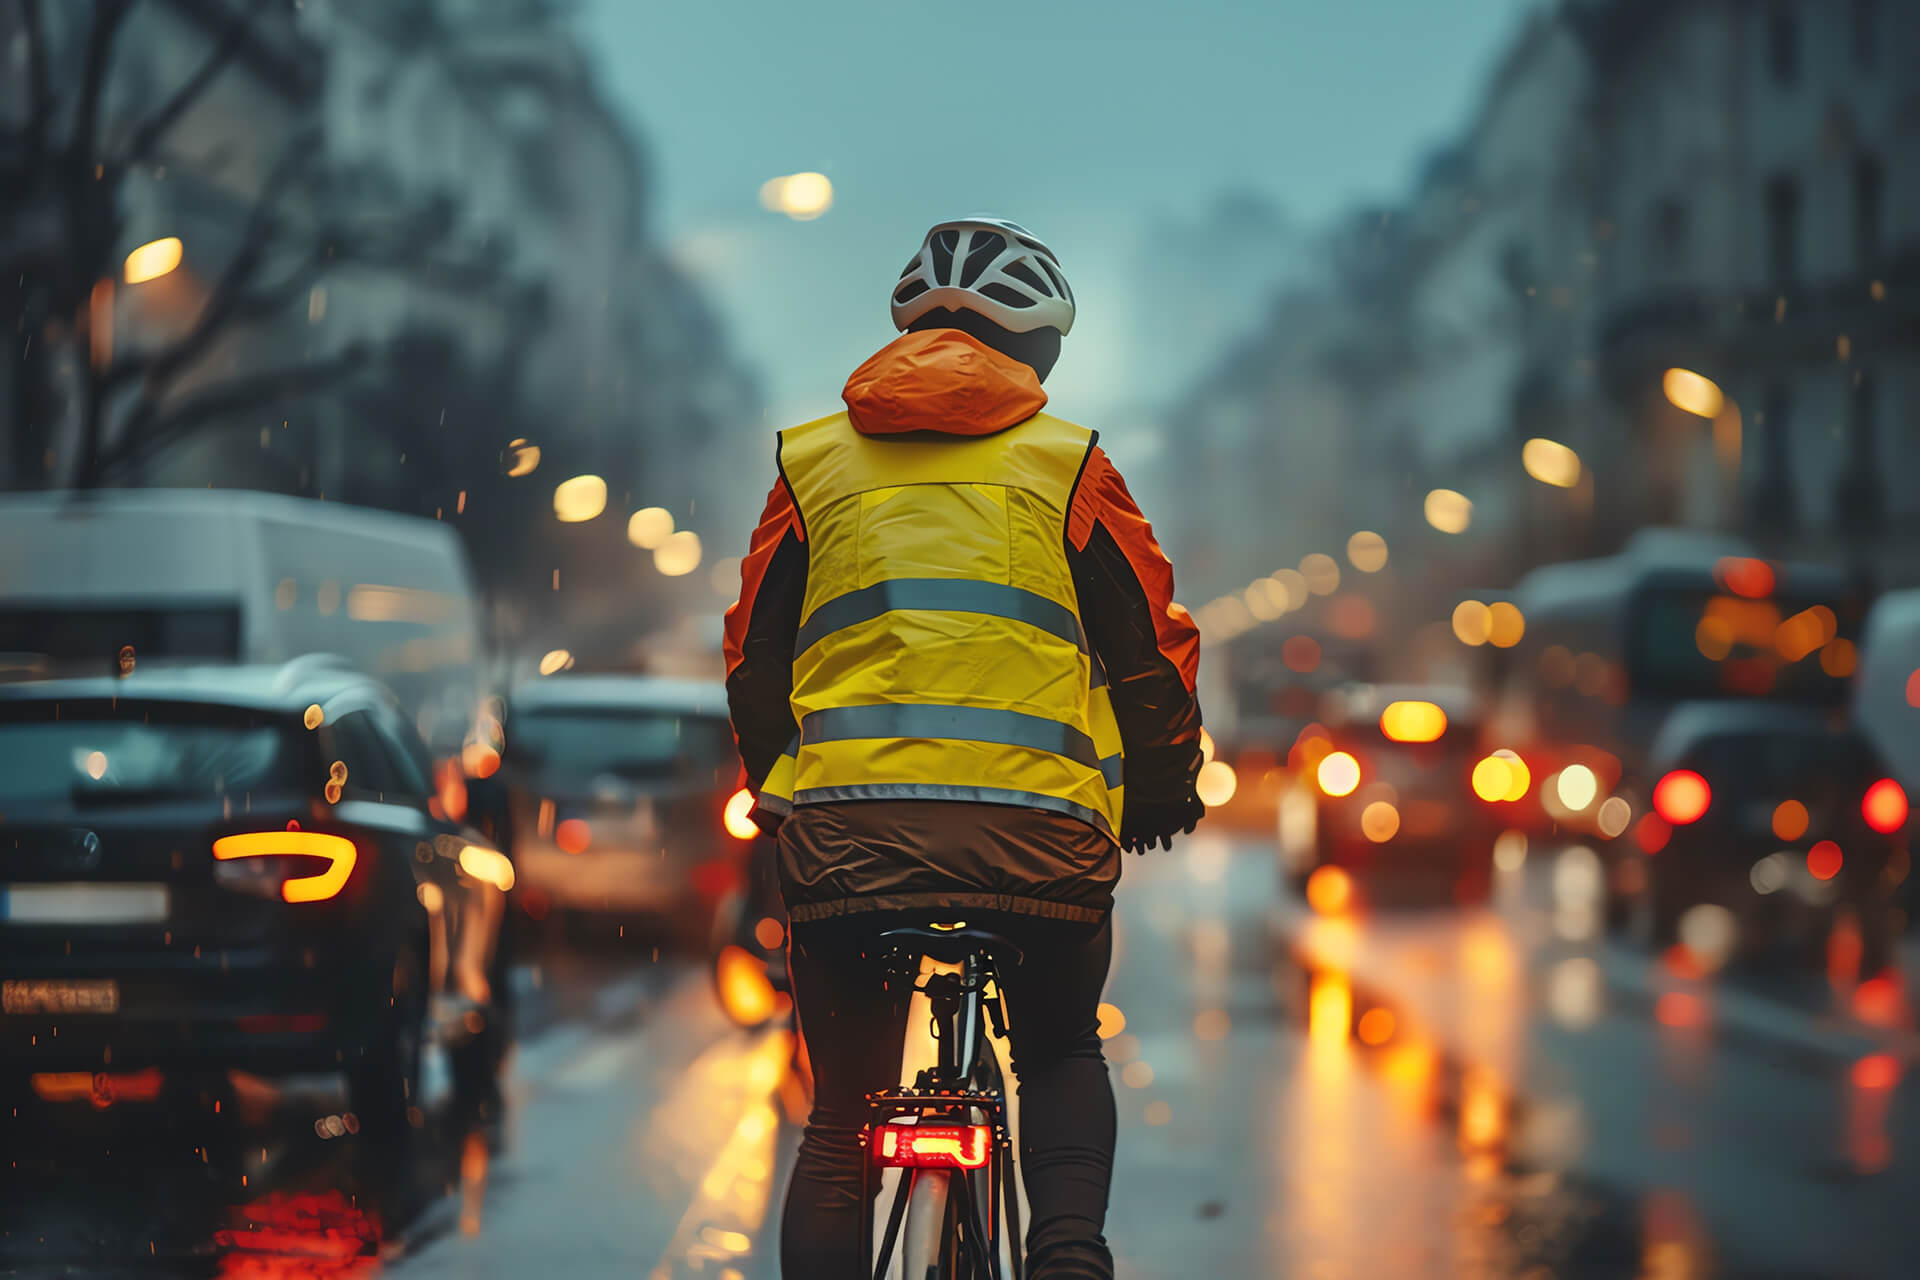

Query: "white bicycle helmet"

xmin=891 ymin=216 xmax=1076 ymax=336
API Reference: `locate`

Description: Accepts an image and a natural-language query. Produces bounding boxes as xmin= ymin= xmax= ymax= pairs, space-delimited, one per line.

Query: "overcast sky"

xmin=578 ymin=0 xmax=1540 ymax=442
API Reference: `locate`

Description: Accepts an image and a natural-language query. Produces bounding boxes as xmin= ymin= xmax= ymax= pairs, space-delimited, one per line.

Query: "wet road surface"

xmin=5 ymin=835 xmax=1916 ymax=1277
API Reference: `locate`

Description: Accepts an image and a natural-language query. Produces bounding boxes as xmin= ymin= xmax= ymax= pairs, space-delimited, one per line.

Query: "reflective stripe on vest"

xmin=794 ymin=578 xmax=1085 ymax=657
xmin=799 ymin=703 xmax=1123 ymax=789
xmin=766 ymin=409 xmax=1124 ymax=840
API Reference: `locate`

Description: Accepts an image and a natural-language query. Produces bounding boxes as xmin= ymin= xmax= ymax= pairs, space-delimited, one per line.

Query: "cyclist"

xmin=725 ymin=215 xmax=1204 ymax=1278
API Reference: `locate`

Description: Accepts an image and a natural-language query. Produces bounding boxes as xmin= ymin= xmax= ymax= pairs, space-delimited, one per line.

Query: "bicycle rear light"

xmin=870 ymin=1123 xmax=992 ymax=1169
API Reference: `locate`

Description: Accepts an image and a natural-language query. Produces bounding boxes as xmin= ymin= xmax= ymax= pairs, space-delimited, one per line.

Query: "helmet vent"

xmin=1003 ymin=260 xmax=1052 ymax=296
xmin=1039 ymin=260 xmax=1070 ymax=300
xmin=958 ymin=233 xmax=1006 ymax=288
xmin=977 ymin=282 xmax=1036 ymax=310
xmin=1014 ymin=235 xmax=1058 ymax=262
xmin=892 ymin=278 xmax=930 ymax=306
xmin=930 ymin=230 xmax=959 ymax=281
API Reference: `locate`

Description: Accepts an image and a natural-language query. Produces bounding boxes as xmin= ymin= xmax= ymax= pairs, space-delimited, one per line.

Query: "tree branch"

xmin=115 ymin=0 xmax=275 ymax=170
xmin=97 ymin=342 xmax=373 ymax=480
xmin=70 ymin=0 xmax=133 ymax=172
xmin=103 ymin=120 xmax=321 ymax=392
xmin=18 ymin=0 xmax=49 ymax=161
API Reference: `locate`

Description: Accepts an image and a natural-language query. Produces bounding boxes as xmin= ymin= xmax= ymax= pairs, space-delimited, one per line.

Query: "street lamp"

xmin=124 ymin=237 xmax=183 ymax=284
xmin=1522 ymin=438 xmax=1581 ymax=488
xmin=1662 ymin=368 xmax=1724 ymax=418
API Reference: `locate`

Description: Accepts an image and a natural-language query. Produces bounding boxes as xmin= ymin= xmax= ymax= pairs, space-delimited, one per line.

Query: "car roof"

xmin=1649 ymin=700 xmax=1850 ymax=761
xmin=509 ymin=674 xmax=728 ymax=718
xmin=1325 ymin=682 xmax=1481 ymax=726
xmin=0 ymin=657 xmax=381 ymax=715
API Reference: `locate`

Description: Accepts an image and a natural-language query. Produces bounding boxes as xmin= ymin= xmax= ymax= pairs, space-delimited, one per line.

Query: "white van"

xmin=0 ymin=490 xmax=483 ymax=752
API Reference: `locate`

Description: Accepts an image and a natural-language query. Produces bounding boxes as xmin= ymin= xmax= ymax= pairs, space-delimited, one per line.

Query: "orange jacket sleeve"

xmin=1066 ymin=444 xmax=1204 ymax=803
xmin=724 ymin=475 xmax=806 ymax=796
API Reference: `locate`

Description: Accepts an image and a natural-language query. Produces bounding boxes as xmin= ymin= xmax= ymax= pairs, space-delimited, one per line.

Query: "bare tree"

xmin=1 ymin=0 xmax=461 ymax=489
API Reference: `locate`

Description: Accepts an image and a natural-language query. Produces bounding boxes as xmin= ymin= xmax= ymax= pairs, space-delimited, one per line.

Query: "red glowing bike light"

xmin=1652 ymin=770 xmax=1711 ymax=825
xmin=1862 ymin=778 xmax=1908 ymax=835
xmin=870 ymin=1123 xmax=992 ymax=1169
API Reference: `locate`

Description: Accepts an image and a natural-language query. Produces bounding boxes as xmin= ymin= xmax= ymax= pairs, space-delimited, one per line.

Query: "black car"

xmin=1633 ymin=702 xmax=1908 ymax=971
xmin=0 ymin=657 xmax=511 ymax=1141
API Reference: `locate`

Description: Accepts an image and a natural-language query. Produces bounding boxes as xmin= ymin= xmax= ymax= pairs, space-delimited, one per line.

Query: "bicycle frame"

xmin=862 ymin=946 xmax=1023 ymax=1280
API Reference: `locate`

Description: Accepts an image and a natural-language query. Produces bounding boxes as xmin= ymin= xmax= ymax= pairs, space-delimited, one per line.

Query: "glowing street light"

xmin=124 ymin=237 xmax=183 ymax=284
xmin=1522 ymin=438 xmax=1581 ymax=488
xmin=1424 ymin=488 xmax=1472 ymax=534
xmin=653 ymin=530 xmax=702 ymax=577
xmin=760 ymin=172 xmax=834 ymax=221
xmin=553 ymin=475 xmax=607 ymax=523
xmin=1347 ymin=531 xmax=1388 ymax=573
xmin=1663 ymin=368 xmax=1725 ymax=419
xmin=627 ymin=506 xmax=674 ymax=549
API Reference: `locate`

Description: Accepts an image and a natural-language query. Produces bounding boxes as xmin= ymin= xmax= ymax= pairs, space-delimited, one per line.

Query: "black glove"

xmin=1119 ymin=792 xmax=1205 ymax=854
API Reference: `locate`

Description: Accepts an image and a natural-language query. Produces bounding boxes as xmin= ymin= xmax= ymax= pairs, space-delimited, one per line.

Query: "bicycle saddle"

xmin=877 ymin=925 xmax=1024 ymax=967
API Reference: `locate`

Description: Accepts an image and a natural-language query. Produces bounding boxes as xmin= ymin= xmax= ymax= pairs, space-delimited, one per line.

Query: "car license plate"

xmin=3 ymin=978 xmax=120 ymax=1014
xmin=2 ymin=883 xmax=169 ymax=924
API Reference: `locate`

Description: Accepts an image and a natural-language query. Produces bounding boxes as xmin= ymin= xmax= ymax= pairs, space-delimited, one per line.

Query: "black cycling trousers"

xmin=781 ymin=909 xmax=1117 ymax=1279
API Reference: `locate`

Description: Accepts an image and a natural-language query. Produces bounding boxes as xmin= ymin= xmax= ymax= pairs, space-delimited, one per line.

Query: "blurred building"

xmin=0 ymin=0 xmax=757 ymax=664
xmin=1170 ymin=0 xmax=1920 ymax=665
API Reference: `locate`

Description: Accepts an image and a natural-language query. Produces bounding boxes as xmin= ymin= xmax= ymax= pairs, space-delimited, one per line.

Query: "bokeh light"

xmin=1346 ymin=530 xmax=1388 ymax=572
xmin=1316 ymin=751 xmax=1360 ymax=797
xmin=627 ymin=506 xmax=675 ymax=549
xmin=1453 ymin=600 xmax=1492 ymax=646
xmin=553 ymin=474 xmax=607 ymax=522
xmin=1663 ymin=367 xmax=1725 ymax=418
xmin=1300 ymin=553 xmax=1341 ymax=596
xmin=124 ymin=236 xmax=183 ymax=284
xmin=759 ymin=171 xmax=834 ymax=219
xmin=1521 ymin=437 xmax=1581 ymax=487
xmin=1424 ymin=488 xmax=1472 ymax=534
xmin=653 ymin=530 xmax=703 ymax=576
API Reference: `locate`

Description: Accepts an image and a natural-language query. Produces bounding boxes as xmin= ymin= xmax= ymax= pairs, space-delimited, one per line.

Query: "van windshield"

xmin=0 ymin=604 xmax=241 ymax=668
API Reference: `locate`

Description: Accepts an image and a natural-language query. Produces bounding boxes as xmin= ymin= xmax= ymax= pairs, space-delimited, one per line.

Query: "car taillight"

xmin=1652 ymin=771 xmax=1711 ymax=825
xmin=1862 ymin=778 xmax=1907 ymax=834
xmin=869 ymin=1123 xmax=992 ymax=1169
xmin=723 ymin=788 xmax=759 ymax=840
xmin=212 ymin=830 xmax=357 ymax=903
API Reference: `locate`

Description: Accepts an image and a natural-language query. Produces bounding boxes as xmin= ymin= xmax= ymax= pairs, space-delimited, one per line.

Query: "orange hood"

xmin=842 ymin=330 xmax=1047 ymax=437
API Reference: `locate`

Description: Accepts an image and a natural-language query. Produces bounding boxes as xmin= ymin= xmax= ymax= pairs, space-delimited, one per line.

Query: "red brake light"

xmin=1862 ymin=778 xmax=1907 ymax=834
xmin=1652 ymin=771 xmax=1711 ymax=825
xmin=870 ymin=1123 xmax=993 ymax=1169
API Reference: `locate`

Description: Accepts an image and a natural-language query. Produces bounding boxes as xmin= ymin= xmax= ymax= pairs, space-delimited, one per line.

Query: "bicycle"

xmin=862 ymin=922 xmax=1025 ymax=1279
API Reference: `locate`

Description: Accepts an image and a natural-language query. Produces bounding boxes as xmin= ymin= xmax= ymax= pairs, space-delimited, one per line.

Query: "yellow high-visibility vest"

xmin=756 ymin=410 xmax=1123 ymax=840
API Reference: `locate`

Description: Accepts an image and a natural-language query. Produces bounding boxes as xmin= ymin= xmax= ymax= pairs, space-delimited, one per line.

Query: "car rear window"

xmin=1688 ymin=732 xmax=1873 ymax=787
xmin=0 ymin=705 xmax=304 ymax=811
xmin=508 ymin=710 xmax=735 ymax=782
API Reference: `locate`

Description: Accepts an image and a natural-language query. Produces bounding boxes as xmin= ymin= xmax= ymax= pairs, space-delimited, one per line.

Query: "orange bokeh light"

xmin=1862 ymin=778 xmax=1908 ymax=835
xmin=1635 ymin=813 xmax=1673 ymax=853
xmin=1807 ymin=840 xmax=1843 ymax=881
xmin=1305 ymin=865 xmax=1354 ymax=916
xmin=1652 ymin=770 xmax=1711 ymax=825
xmin=1282 ymin=634 xmax=1322 ymax=673
xmin=1655 ymin=991 xmax=1705 ymax=1028
xmin=1851 ymin=1053 xmax=1901 ymax=1091
xmin=1771 ymin=800 xmax=1808 ymax=842
xmin=1715 ymin=557 xmax=1775 ymax=599
xmin=554 ymin=818 xmax=591 ymax=854
xmin=1356 ymin=1007 xmax=1396 ymax=1045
